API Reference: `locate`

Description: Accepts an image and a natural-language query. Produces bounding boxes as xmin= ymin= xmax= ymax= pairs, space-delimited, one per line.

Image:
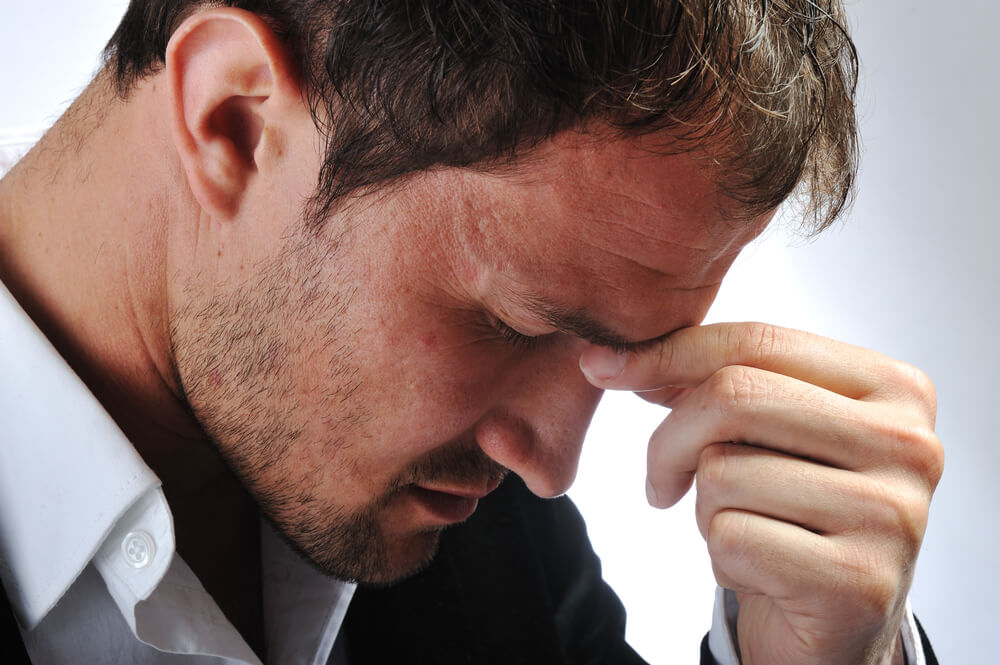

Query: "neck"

xmin=0 ymin=71 xmax=191 ymax=449
xmin=0 ymin=71 xmax=264 ymax=647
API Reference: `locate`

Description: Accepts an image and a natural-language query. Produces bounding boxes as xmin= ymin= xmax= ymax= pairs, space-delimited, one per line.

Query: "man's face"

xmin=170 ymin=129 xmax=767 ymax=584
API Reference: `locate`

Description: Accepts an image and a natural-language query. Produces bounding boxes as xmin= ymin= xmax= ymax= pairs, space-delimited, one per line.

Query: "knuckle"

xmin=885 ymin=359 xmax=939 ymax=417
xmin=653 ymin=335 xmax=677 ymax=375
xmin=727 ymin=321 xmax=788 ymax=363
xmin=693 ymin=491 xmax=713 ymax=540
xmin=706 ymin=510 xmax=750 ymax=562
xmin=838 ymin=545 xmax=902 ymax=621
xmin=908 ymin=366 xmax=938 ymax=412
xmin=859 ymin=569 xmax=899 ymax=622
xmin=911 ymin=429 xmax=945 ymax=489
xmin=709 ymin=364 xmax=769 ymax=414
xmin=696 ymin=443 xmax=732 ymax=491
xmin=862 ymin=483 xmax=930 ymax=557
xmin=875 ymin=417 xmax=945 ymax=488
xmin=893 ymin=489 xmax=932 ymax=553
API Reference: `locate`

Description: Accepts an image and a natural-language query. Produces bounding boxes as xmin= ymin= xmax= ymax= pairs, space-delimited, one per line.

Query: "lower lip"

xmin=410 ymin=486 xmax=480 ymax=524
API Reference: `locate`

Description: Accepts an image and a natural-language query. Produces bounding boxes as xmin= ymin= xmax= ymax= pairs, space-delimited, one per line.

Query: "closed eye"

xmin=484 ymin=313 xmax=544 ymax=351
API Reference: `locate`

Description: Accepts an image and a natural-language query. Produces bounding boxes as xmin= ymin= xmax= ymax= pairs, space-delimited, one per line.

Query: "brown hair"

xmin=105 ymin=0 xmax=858 ymax=233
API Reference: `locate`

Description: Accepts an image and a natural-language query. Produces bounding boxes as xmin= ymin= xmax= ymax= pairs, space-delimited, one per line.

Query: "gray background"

xmin=2 ymin=1 xmax=994 ymax=662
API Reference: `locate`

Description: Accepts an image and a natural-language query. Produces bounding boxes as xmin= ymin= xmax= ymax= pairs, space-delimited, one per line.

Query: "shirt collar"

xmin=0 ymin=282 xmax=357 ymax=664
xmin=0 ymin=132 xmax=356 ymax=662
xmin=0 ymin=282 xmax=163 ymax=628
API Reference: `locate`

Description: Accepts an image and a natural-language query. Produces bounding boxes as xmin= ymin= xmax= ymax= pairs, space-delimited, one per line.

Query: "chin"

xmin=353 ymin=529 xmax=443 ymax=587
xmin=295 ymin=525 xmax=444 ymax=587
xmin=264 ymin=490 xmax=452 ymax=586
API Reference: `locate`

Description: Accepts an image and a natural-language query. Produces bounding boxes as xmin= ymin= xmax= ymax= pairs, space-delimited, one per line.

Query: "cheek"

xmin=361 ymin=324 xmax=514 ymax=441
xmin=415 ymin=332 xmax=438 ymax=349
xmin=290 ymin=336 xmax=507 ymax=505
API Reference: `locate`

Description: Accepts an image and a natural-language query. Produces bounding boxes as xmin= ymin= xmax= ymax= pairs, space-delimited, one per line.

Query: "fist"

xmin=580 ymin=322 xmax=943 ymax=665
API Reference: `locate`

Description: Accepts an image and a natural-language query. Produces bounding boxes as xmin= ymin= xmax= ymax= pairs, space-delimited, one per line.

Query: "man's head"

xmin=92 ymin=1 xmax=858 ymax=584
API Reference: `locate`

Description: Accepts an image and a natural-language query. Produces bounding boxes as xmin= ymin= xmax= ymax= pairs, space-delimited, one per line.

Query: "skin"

xmin=580 ymin=326 xmax=939 ymax=665
xmin=0 ymin=7 xmax=939 ymax=665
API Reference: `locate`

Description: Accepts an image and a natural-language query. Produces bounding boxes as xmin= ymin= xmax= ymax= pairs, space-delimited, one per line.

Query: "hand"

xmin=579 ymin=322 xmax=942 ymax=665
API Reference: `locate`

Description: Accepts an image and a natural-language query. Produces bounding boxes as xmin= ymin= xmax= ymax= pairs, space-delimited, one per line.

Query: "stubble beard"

xmin=169 ymin=230 xmax=505 ymax=584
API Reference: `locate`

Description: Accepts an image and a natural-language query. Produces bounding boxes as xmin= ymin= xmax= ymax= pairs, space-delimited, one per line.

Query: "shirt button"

xmin=121 ymin=531 xmax=156 ymax=569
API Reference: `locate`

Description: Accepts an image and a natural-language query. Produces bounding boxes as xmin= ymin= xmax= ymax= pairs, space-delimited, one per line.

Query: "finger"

xmin=706 ymin=509 xmax=839 ymax=600
xmin=644 ymin=366 xmax=936 ymax=507
xmin=630 ymin=384 xmax=693 ymax=409
xmin=692 ymin=443 xmax=929 ymax=546
xmin=580 ymin=322 xmax=935 ymax=410
xmin=707 ymin=510 xmax=909 ymax=640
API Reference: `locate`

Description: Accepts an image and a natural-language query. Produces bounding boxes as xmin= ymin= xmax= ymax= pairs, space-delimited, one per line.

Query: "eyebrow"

xmin=515 ymin=295 xmax=663 ymax=352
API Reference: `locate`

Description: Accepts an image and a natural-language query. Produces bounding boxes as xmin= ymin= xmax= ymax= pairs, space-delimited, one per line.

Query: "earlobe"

xmin=166 ymin=8 xmax=298 ymax=219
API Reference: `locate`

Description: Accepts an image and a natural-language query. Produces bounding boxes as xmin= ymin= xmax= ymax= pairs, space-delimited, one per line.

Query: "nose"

xmin=474 ymin=344 xmax=603 ymax=498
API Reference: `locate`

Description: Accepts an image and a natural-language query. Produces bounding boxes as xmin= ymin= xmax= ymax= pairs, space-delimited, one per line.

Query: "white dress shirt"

xmin=0 ymin=281 xmax=356 ymax=665
xmin=0 ymin=129 xmax=924 ymax=665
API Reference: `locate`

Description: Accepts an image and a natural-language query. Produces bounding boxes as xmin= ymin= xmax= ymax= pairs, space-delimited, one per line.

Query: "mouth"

xmin=410 ymin=475 xmax=504 ymax=525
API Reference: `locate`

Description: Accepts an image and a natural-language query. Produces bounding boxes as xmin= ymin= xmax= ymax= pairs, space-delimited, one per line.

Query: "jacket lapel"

xmin=342 ymin=477 xmax=568 ymax=665
xmin=1 ymin=580 xmax=31 ymax=665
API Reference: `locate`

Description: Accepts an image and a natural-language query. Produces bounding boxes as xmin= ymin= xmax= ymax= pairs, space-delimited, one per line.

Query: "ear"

xmin=166 ymin=8 xmax=301 ymax=219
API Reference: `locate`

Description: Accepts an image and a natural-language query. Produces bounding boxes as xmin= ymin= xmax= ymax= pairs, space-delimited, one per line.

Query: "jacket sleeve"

xmin=344 ymin=475 xmax=941 ymax=664
xmin=698 ymin=605 xmax=942 ymax=665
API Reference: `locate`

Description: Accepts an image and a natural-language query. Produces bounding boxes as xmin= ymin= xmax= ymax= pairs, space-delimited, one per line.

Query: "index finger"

xmin=579 ymin=322 xmax=903 ymax=401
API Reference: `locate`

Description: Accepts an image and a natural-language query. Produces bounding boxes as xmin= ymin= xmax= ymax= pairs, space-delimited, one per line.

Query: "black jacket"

xmin=1 ymin=476 xmax=938 ymax=664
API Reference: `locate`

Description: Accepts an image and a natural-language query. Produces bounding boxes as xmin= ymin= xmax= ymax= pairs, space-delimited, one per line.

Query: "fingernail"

xmin=579 ymin=346 xmax=626 ymax=380
xmin=645 ymin=478 xmax=661 ymax=507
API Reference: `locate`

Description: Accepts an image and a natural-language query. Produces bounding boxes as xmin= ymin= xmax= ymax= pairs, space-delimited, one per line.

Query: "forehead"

xmin=528 ymin=133 xmax=752 ymax=268
xmin=442 ymin=131 xmax=769 ymax=339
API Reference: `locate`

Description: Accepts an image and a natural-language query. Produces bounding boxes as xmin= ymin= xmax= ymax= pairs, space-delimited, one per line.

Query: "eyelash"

xmin=483 ymin=313 xmax=637 ymax=355
xmin=486 ymin=315 xmax=542 ymax=351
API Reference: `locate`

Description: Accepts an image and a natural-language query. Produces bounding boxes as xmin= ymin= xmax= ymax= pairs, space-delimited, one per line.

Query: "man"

xmin=0 ymin=1 xmax=942 ymax=663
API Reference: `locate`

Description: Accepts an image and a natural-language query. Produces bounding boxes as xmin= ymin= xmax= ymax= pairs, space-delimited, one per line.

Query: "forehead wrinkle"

xmin=573 ymin=231 xmax=742 ymax=293
xmin=564 ymin=191 xmax=751 ymax=287
xmin=574 ymin=232 xmax=680 ymax=282
xmin=581 ymin=188 xmax=721 ymax=253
